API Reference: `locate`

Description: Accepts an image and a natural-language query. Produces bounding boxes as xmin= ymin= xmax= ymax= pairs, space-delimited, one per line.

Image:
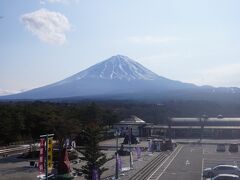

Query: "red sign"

xmin=39 ymin=138 xmax=45 ymax=174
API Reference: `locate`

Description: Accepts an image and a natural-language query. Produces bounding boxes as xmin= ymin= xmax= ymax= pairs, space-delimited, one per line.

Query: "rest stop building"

xmin=114 ymin=115 xmax=240 ymax=138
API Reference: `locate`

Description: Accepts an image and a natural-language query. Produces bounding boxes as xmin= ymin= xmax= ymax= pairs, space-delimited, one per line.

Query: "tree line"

xmin=0 ymin=101 xmax=119 ymax=146
xmin=1 ymin=99 xmax=240 ymax=145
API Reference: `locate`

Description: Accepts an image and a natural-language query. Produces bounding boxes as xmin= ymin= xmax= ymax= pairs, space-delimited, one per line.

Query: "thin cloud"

xmin=40 ymin=0 xmax=79 ymax=4
xmin=192 ymin=63 xmax=240 ymax=87
xmin=142 ymin=52 xmax=192 ymax=62
xmin=20 ymin=8 xmax=71 ymax=45
xmin=0 ymin=88 xmax=25 ymax=96
xmin=128 ymin=35 xmax=182 ymax=44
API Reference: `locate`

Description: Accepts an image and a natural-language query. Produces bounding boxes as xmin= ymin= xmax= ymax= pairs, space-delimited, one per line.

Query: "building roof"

xmin=171 ymin=117 xmax=240 ymax=122
xmin=145 ymin=125 xmax=240 ymax=129
xmin=171 ymin=118 xmax=199 ymax=122
xmin=208 ymin=118 xmax=240 ymax=122
xmin=117 ymin=115 xmax=146 ymax=125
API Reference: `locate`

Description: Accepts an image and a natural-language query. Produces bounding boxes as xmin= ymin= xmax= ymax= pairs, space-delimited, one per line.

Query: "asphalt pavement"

xmin=144 ymin=143 xmax=240 ymax=180
xmin=1 ymin=140 xmax=240 ymax=180
xmin=150 ymin=144 xmax=203 ymax=180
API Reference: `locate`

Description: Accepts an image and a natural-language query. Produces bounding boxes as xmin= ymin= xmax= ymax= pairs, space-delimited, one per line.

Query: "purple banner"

xmin=128 ymin=127 xmax=132 ymax=144
xmin=118 ymin=156 xmax=122 ymax=171
xmin=92 ymin=169 xmax=99 ymax=180
xmin=136 ymin=147 xmax=141 ymax=159
xmin=148 ymin=140 xmax=152 ymax=152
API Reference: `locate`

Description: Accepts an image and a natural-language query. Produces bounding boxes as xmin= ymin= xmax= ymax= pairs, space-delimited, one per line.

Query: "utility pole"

xmin=128 ymin=126 xmax=133 ymax=169
xmin=114 ymin=129 xmax=120 ymax=179
xmin=168 ymin=117 xmax=172 ymax=141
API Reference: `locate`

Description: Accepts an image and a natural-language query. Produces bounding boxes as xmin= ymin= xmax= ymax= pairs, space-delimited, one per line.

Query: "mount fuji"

xmin=1 ymin=55 xmax=240 ymax=102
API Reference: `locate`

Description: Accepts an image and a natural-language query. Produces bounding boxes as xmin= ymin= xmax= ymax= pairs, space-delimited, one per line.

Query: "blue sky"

xmin=1 ymin=0 xmax=240 ymax=95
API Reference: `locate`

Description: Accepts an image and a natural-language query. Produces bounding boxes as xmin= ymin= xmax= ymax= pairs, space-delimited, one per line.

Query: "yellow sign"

xmin=48 ymin=138 xmax=53 ymax=169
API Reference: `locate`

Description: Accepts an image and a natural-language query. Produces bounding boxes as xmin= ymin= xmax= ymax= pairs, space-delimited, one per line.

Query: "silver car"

xmin=203 ymin=165 xmax=240 ymax=178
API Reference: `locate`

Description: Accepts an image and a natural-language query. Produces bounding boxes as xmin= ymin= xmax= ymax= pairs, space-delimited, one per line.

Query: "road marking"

xmin=203 ymin=147 xmax=206 ymax=155
xmin=155 ymin=145 xmax=183 ymax=180
xmin=146 ymin=145 xmax=182 ymax=180
xmin=201 ymin=147 xmax=204 ymax=180
xmin=201 ymin=159 xmax=204 ymax=180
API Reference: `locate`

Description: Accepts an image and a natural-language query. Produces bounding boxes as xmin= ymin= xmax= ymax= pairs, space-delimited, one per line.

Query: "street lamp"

xmin=167 ymin=117 xmax=172 ymax=141
xmin=114 ymin=129 xmax=121 ymax=179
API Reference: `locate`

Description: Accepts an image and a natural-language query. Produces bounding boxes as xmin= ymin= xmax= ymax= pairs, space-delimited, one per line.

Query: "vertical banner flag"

xmin=148 ymin=140 xmax=152 ymax=152
xmin=39 ymin=138 xmax=45 ymax=174
xmin=139 ymin=147 xmax=142 ymax=158
xmin=118 ymin=155 xmax=122 ymax=171
xmin=48 ymin=137 xmax=53 ymax=169
xmin=128 ymin=127 xmax=132 ymax=144
xmin=92 ymin=169 xmax=99 ymax=180
xmin=71 ymin=140 xmax=76 ymax=148
xmin=136 ymin=147 xmax=141 ymax=159
xmin=130 ymin=151 xmax=133 ymax=167
xmin=65 ymin=138 xmax=70 ymax=148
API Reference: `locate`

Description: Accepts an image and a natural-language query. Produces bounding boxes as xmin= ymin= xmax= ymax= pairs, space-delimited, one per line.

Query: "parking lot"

xmin=151 ymin=143 xmax=240 ymax=180
xmin=202 ymin=144 xmax=240 ymax=179
xmin=1 ymin=141 xmax=240 ymax=180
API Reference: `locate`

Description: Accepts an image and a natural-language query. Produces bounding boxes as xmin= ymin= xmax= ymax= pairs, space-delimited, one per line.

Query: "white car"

xmin=203 ymin=165 xmax=240 ymax=178
xmin=206 ymin=174 xmax=240 ymax=180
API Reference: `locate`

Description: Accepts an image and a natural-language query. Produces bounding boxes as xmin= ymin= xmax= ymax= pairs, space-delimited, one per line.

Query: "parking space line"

xmin=203 ymin=148 xmax=206 ymax=155
xmin=204 ymin=159 xmax=240 ymax=162
xmin=146 ymin=145 xmax=182 ymax=180
xmin=155 ymin=145 xmax=183 ymax=180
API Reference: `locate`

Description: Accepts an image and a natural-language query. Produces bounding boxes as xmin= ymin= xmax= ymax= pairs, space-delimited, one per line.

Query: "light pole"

xmin=128 ymin=126 xmax=133 ymax=169
xmin=167 ymin=117 xmax=172 ymax=141
xmin=114 ymin=129 xmax=120 ymax=179
xmin=200 ymin=115 xmax=208 ymax=141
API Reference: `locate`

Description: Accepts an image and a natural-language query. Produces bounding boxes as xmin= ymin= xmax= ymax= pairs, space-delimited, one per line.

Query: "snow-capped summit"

xmin=0 ymin=55 xmax=197 ymax=100
xmin=57 ymin=55 xmax=159 ymax=85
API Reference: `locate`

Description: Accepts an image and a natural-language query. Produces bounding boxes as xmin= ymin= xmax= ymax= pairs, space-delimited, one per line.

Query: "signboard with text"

xmin=39 ymin=138 xmax=45 ymax=174
xmin=48 ymin=137 xmax=53 ymax=169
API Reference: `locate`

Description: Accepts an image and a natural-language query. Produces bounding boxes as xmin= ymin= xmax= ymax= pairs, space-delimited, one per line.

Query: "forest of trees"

xmin=0 ymin=101 xmax=118 ymax=145
xmin=1 ymin=99 xmax=240 ymax=145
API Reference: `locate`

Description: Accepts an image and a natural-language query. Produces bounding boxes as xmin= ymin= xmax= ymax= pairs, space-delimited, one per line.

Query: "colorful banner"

xmin=48 ymin=137 xmax=53 ymax=169
xmin=39 ymin=138 xmax=45 ymax=174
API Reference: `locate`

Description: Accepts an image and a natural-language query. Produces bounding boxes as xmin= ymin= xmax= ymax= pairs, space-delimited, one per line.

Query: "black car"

xmin=216 ymin=144 xmax=226 ymax=152
xmin=229 ymin=144 xmax=239 ymax=153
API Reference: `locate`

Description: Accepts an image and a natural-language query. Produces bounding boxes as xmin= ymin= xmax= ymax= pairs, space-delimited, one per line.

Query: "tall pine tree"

xmin=79 ymin=122 xmax=108 ymax=180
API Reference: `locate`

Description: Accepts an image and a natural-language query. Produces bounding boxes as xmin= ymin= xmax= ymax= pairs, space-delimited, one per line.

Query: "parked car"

xmin=229 ymin=144 xmax=239 ymax=153
xmin=203 ymin=165 xmax=240 ymax=178
xmin=216 ymin=144 xmax=226 ymax=152
xmin=206 ymin=174 xmax=240 ymax=180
